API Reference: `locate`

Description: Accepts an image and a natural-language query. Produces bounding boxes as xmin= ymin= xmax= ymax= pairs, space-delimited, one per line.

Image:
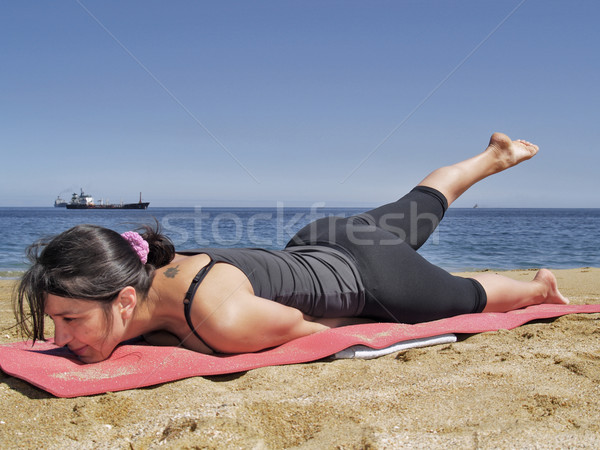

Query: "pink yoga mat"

xmin=1 ymin=304 xmax=599 ymax=398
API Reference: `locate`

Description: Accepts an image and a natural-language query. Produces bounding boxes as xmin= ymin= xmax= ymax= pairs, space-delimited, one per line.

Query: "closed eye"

xmin=45 ymin=314 xmax=76 ymax=323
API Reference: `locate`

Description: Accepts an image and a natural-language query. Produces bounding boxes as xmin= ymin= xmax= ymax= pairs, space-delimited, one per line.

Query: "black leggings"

xmin=286 ymin=186 xmax=487 ymax=323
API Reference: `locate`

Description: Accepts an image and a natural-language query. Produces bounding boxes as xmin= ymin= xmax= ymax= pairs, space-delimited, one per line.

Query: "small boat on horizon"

xmin=63 ymin=189 xmax=150 ymax=210
xmin=54 ymin=195 xmax=68 ymax=207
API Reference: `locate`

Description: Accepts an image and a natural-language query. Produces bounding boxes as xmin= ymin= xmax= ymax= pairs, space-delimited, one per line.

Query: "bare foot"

xmin=486 ymin=132 xmax=539 ymax=172
xmin=534 ymin=269 xmax=569 ymax=305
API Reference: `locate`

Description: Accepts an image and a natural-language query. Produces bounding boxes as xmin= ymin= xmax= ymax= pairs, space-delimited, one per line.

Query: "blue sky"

xmin=1 ymin=1 xmax=599 ymax=207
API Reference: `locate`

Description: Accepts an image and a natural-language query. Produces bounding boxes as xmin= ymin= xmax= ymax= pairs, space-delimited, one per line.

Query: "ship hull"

xmin=65 ymin=202 xmax=150 ymax=210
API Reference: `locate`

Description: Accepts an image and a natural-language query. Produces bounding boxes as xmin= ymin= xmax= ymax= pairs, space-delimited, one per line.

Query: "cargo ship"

xmin=64 ymin=190 xmax=150 ymax=209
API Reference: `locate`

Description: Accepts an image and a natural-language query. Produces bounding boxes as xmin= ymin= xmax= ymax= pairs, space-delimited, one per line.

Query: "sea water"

xmin=0 ymin=207 xmax=599 ymax=278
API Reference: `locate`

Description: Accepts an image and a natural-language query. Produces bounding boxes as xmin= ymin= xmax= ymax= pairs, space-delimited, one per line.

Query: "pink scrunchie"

xmin=121 ymin=231 xmax=150 ymax=264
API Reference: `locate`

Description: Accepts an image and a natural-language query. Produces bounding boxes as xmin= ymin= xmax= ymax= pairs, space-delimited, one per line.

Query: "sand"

xmin=1 ymin=268 xmax=599 ymax=449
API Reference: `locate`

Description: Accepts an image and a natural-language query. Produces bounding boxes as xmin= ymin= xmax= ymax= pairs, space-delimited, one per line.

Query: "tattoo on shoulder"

xmin=164 ymin=265 xmax=180 ymax=279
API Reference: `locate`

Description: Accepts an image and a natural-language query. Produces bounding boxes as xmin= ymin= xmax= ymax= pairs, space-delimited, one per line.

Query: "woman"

xmin=14 ymin=132 xmax=568 ymax=363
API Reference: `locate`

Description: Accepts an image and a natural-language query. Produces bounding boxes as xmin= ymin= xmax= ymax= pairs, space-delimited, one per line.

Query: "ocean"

xmin=1 ymin=206 xmax=599 ymax=278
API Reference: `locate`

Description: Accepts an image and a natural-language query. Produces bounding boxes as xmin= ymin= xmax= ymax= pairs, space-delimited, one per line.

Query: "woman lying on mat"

xmin=14 ymin=132 xmax=568 ymax=363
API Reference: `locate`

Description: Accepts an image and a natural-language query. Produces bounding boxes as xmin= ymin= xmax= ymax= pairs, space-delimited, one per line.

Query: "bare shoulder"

xmin=192 ymin=263 xmax=255 ymax=320
xmin=185 ymin=264 xmax=255 ymax=348
xmin=152 ymin=255 xmax=254 ymax=353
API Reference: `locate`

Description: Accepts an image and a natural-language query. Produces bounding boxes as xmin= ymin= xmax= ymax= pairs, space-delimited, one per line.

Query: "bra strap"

xmin=183 ymin=259 xmax=217 ymax=345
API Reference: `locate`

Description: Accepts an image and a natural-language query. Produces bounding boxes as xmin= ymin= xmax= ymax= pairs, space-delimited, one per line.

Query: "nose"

xmin=53 ymin=321 xmax=72 ymax=347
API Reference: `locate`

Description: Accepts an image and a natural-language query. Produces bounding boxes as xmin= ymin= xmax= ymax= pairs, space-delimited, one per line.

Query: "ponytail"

xmin=138 ymin=221 xmax=175 ymax=269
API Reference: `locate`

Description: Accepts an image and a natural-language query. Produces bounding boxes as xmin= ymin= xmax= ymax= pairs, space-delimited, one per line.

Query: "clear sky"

xmin=1 ymin=1 xmax=599 ymax=208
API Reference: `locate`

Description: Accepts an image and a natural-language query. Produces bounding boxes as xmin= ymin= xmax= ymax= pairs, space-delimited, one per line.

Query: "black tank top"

xmin=178 ymin=246 xmax=366 ymax=317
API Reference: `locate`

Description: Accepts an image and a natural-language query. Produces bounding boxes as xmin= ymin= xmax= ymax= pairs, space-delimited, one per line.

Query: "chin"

xmin=78 ymin=351 xmax=111 ymax=364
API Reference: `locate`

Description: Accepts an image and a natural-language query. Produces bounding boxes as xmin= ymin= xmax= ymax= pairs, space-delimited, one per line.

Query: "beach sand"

xmin=1 ymin=268 xmax=599 ymax=449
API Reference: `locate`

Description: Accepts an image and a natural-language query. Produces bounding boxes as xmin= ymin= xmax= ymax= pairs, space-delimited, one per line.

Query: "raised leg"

xmin=418 ymin=132 xmax=539 ymax=207
xmin=473 ymin=269 xmax=569 ymax=312
xmin=417 ymin=133 xmax=569 ymax=311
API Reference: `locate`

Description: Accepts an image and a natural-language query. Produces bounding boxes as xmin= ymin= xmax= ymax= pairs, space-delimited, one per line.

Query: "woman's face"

xmin=45 ymin=294 xmax=125 ymax=363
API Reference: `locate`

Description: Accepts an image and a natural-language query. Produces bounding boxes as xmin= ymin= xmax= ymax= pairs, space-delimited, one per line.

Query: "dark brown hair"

xmin=13 ymin=223 xmax=175 ymax=342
